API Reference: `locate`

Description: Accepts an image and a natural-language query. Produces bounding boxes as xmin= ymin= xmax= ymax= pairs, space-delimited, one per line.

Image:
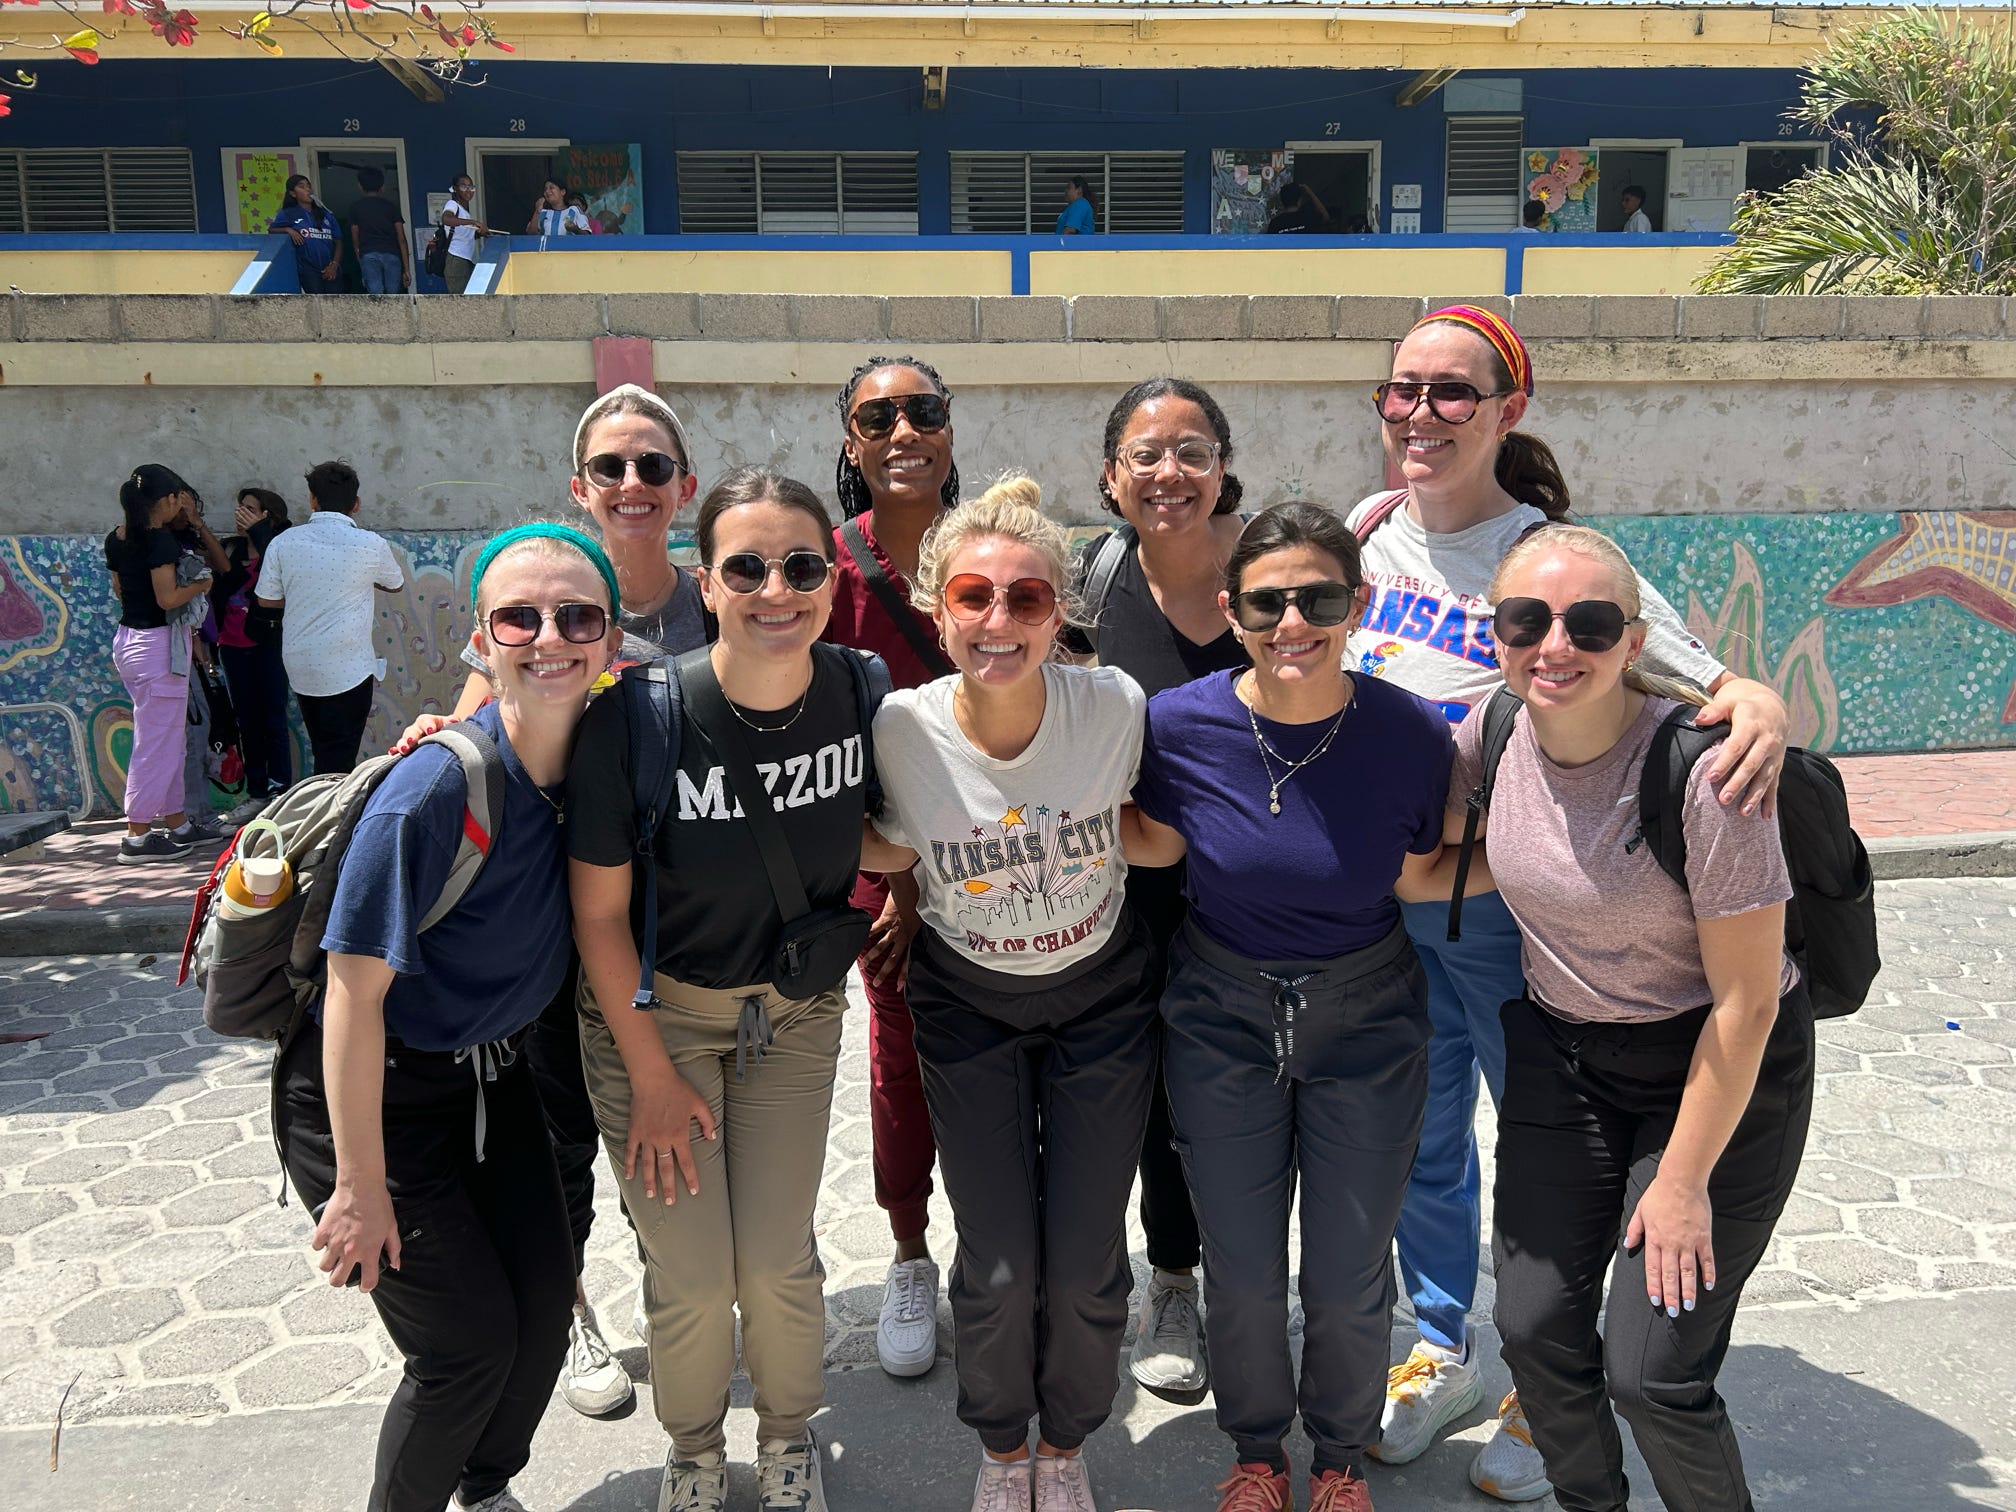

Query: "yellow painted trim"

xmin=0 ymin=250 xmax=251 ymax=296
xmin=500 ymin=248 xmax=1013 ymax=295
xmin=1029 ymin=247 xmax=1506 ymax=297
xmin=1521 ymin=244 xmax=1726 ymax=297
xmin=0 ymin=341 xmax=594 ymax=386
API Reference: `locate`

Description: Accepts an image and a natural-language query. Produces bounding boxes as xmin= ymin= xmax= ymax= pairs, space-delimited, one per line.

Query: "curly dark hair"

xmin=833 ymin=355 xmax=961 ymax=521
xmin=1095 ymin=377 xmax=1244 ymax=517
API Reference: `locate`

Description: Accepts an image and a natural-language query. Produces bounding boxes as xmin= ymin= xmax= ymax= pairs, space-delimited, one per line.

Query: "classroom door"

xmin=469 ymin=142 xmax=568 ymax=231
xmin=303 ymin=140 xmax=408 ymax=291
xmin=1288 ymin=146 xmax=1377 ymax=232
xmin=1595 ymin=150 xmax=1670 ymax=231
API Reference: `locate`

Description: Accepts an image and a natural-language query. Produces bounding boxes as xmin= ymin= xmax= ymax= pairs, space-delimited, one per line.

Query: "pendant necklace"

xmin=1244 ymin=678 xmax=1352 ymax=816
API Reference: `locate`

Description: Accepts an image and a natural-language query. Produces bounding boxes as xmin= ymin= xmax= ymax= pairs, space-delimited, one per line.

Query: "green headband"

xmin=470 ymin=523 xmax=621 ymax=618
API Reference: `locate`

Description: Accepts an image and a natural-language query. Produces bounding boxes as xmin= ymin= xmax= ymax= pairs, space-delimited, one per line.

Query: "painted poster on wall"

xmin=566 ymin=143 xmax=644 ymax=235
xmin=221 ymin=147 xmax=302 ymax=234
xmin=1523 ymin=147 xmax=1599 ymax=232
xmin=1210 ymin=149 xmax=1291 ymax=235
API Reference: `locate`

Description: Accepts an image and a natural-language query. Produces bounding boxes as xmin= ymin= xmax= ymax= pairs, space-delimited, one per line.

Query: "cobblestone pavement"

xmin=3 ymin=879 xmax=2015 ymax=1508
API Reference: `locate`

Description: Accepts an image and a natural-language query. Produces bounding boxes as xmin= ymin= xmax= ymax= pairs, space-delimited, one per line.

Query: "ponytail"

xmin=1624 ymin=667 xmax=1710 ymax=707
xmin=1496 ymin=431 xmax=1571 ymax=520
xmin=119 ymin=463 xmax=186 ymax=541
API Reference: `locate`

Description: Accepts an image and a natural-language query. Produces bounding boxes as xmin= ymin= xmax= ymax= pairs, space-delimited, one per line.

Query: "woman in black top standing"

xmin=214 ymin=487 xmax=294 ymax=820
xmin=1065 ymin=376 xmax=1250 ymax=1399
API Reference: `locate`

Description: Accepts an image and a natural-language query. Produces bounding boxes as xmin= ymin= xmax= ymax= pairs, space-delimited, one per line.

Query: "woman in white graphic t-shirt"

xmin=861 ymin=475 xmax=1152 ymax=1512
xmin=1359 ymin=305 xmax=1791 ymax=1500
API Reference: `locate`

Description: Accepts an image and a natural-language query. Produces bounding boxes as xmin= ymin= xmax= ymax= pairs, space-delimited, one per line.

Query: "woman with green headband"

xmin=276 ymin=522 xmax=619 ymax=1512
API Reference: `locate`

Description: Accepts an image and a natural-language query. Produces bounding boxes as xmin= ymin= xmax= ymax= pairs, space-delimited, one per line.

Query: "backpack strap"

xmin=1636 ymin=706 xmax=1726 ymax=893
xmin=840 ymin=517 xmax=955 ymax=679
xmin=620 ymin=657 xmax=685 ymax=1007
xmin=824 ymin=642 xmax=892 ymax=819
xmin=1446 ymin=686 xmax=1524 ymax=942
xmin=1353 ymin=489 xmax=1410 ymax=545
xmin=415 ymin=723 xmax=506 ymax=932
xmin=1078 ymin=525 xmax=1138 ymax=656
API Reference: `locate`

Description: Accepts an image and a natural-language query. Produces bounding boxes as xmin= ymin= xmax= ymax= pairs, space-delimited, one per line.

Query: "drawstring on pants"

xmin=453 ymin=1039 xmax=519 ymax=1161
xmin=1259 ymin=970 xmax=1314 ymax=1084
xmin=734 ymin=993 xmax=774 ymax=1083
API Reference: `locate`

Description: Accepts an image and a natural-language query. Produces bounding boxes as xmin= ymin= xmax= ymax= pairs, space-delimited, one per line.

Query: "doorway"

xmin=301 ymin=139 xmax=410 ymax=291
xmin=465 ymin=139 xmax=570 ymax=232
xmin=1591 ymin=142 xmax=1674 ymax=232
xmin=1744 ymin=142 xmax=1827 ymax=196
xmin=1285 ymin=142 xmax=1381 ymax=232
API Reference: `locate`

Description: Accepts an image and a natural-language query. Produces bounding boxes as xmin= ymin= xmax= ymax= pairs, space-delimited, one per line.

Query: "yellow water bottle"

xmin=219 ymin=819 xmax=294 ymax=920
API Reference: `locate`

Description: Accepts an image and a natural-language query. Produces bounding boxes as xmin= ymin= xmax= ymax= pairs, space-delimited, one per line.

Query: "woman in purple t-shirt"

xmin=1438 ymin=524 xmax=1812 ymax=1512
xmin=1124 ymin=503 xmax=1454 ymax=1512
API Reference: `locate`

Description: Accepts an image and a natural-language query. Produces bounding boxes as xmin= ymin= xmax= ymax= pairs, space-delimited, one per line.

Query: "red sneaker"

xmin=1216 ymin=1461 xmax=1294 ymax=1512
xmin=1307 ymin=1468 xmax=1374 ymax=1512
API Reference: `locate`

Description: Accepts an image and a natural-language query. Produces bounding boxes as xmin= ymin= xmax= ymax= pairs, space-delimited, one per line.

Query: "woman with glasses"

xmin=1355 ymin=307 xmax=1790 ymax=1500
xmin=569 ymin=468 xmax=881 ymax=1512
xmin=1123 ymin=503 xmax=1455 ymax=1512
xmin=277 ymin=522 xmax=620 ymax=1512
xmin=861 ymin=475 xmax=1153 ymax=1512
xmin=823 ymin=354 xmax=963 ymax=1379
xmin=1440 ymin=525 xmax=1811 ymax=1512
xmin=1063 ymin=376 xmax=1251 ymax=1402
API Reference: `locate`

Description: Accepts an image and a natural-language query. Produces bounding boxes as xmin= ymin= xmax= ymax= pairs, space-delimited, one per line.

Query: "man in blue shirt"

xmin=1056 ymin=176 xmax=1096 ymax=235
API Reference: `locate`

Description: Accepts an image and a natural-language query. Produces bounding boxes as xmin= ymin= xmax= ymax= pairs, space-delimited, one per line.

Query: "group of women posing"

xmin=283 ymin=308 xmax=1810 ymax=1512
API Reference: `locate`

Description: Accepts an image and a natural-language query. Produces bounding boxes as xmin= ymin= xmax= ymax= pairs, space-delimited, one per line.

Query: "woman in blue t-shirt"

xmin=275 ymin=522 xmax=620 ymax=1512
xmin=1124 ymin=503 xmax=1453 ymax=1512
xmin=269 ymin=173 xmax=342 ymax=293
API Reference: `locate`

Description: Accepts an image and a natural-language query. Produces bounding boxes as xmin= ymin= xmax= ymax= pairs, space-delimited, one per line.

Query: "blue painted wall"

xmin=8 ymin=61 xmax=1807 ymax=234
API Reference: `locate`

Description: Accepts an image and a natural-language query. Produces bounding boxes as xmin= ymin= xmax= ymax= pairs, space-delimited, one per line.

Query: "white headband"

xmin=571 ymin=383 xmax=695 ymax=475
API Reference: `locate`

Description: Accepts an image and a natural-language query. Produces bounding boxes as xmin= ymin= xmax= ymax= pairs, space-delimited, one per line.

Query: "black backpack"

xmin=424 ymin=223 xmax=449 ymax=278
xmin=1448 ymin=689 xmax=1879 ymax=1019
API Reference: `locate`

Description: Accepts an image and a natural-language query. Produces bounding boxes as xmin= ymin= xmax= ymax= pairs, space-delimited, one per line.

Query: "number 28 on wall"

xmin=508 ymin=119 xmax=527 ymax=133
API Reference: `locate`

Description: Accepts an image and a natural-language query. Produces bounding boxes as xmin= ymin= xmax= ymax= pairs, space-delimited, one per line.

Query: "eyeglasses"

xmin=1492 ymin=597 xmax=1639 ymax=652
xmin=943 ymin=574 xmax=1059 ymax=625
xmin=1116 ymin=441 xmax=1221 ymax=479
xmin=1372 ymin=381 xmax=1514 ymax=426
xmin=1229 ymin=581 xmax=1359 ymax=632
xmin=486 ymin=603 xmax=609 ymax=645
xmin=710 ymin=550 xmax=832 ymax=596
xmin=849 ymin=393 xmax=950 ymax=440
xmin=582 ymin=451 xmax=685 ymax=488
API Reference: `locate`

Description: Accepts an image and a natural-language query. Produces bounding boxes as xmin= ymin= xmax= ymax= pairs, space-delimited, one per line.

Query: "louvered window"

xmin=675 ymin=152 xmax=918 ymax=234
xmin=950 ymin=152 xmax=1186 ymax=234
xmin=0 ymin=148 xmax=196 ymax=233
xmin=1443 ymin=117 xmax=1525 ymax=233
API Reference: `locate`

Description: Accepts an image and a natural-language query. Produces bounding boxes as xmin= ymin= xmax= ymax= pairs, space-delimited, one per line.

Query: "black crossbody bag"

xmin=839 ymin=517 xmax=954 ymax=679
xmin=675 ymin=649 xmax=873 ymax=999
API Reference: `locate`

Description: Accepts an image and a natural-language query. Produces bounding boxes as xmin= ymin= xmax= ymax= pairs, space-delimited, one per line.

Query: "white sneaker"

xmin=224 ymin=795 xmax=268 ymax=826
xmin=1129 ymin=1272 xmax=1207 ymax=1397
xmin=559 ymin=1304 xmax=634 ymax=1417
xmin=971 ymin=1456 xmax=1033 ymax=1512
xmin=758 ymin=1431 xmax=829 ymax=1512
xmin=1034 ymin=1451 xmax=1096 ymax=1512
xmin=658 ymin=1448 xmax=728 ymax=1512
xmin=1469 ymin=1391 xmax=1553 ymax=1502
xmin=877 ymin=1256 xmax=940 ymax=1377
xmin=1367 ymin=1343 xmax=1481 ymax=1464
xmin=451 ymin=1490 xmax=529 ymax=1512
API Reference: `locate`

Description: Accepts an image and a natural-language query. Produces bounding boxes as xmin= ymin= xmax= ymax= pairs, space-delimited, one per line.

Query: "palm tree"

xmin=1697 ymin=7 xmax=2016 ymax=295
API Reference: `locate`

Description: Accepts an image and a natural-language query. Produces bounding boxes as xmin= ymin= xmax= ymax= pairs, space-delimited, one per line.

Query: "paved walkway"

xmin=3 ymin=877 xmax=2015 ymax=1509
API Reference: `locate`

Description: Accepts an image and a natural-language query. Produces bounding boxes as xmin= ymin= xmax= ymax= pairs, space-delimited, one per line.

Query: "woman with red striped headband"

xmin=1356 ymin=306 xmax=1791 ymax=1501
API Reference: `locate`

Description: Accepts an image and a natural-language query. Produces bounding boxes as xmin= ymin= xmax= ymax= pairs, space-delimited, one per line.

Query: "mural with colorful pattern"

xmin=4 ymin=512 xmax=2014 ymax=816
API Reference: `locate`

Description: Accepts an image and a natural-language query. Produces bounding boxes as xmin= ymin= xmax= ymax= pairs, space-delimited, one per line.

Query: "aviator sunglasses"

xmin=1493 ymin=597 xmax=1639 ymax=652
xmin=582 ymin=451 xmax=685 ymax=488
xmin=943 ymin=574 xmax=1059 ymax=625
xmin=486 ymin=603 xmax=609 ymax=645
xmin=710 ymin=550 xmax=833 ymax=596
xmin=850 ymin=393 xmax=951 ymax=440
xmin=1229 ymin=581 xmax=1359 ymax=632
xmin=1372 ymin=381 xmax=1514 ymax=426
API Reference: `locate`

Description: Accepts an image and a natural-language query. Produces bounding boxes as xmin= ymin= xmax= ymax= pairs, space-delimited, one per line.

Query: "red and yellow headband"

xmin=1413 ymin=305 xmax=1534 ymax=397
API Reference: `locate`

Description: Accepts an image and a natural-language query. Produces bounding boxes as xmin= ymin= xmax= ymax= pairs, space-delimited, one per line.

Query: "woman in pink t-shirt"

xmin=1436 ymin=524 xmax=1813 ymax=1512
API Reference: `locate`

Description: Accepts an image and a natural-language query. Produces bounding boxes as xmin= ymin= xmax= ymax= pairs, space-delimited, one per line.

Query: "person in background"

xmin=215 ymin=487 xmax=294 ymax=821
xmin=271 ymin=174 xmax=342 ymax=294
xmin=1267 ymin=181 xmax=1332 ymax=235
xmin=1056 ymin=176 xmax=1096 ymax=236
xmin=565 ymin=191 xmax=605 ymax=234
xmin=1517 ymin=199 xmax=1548 ymax=233
xmin=255 ymin=460 xmax=405 ymax=776
xmin=349 ymin=166 xmax=411 ymax=295
xmin=170 ymin=488 xmax=232 ymax=827
xmin=528 ymin=178 xmax=592 ymax=237
xmin=441 ymin=176 xmax=488 ymax=295
xmin=1620 ymin=186 xmax=1654 ymax=234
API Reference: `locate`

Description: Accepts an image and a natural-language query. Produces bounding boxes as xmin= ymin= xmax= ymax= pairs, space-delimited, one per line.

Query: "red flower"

xmin=486 ymin=37 xmax=515 ymax=51
xmin=150 ymin=5 xmax=197 ymax=43
xmin=344 ymin=0 xmax=372 ymax=9
xmin=417 ymin=2 xmax=433 ymax=16
xmin=102 ymin=0 xmax=136 ymax=12
xmin=0 ymin=93 xmax=10 ymax=118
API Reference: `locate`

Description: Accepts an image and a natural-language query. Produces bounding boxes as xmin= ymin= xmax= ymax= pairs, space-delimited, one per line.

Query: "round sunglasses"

xmin=1116 ymin=440 xmax=1221 ymax=479
xmin=1493 ymin=597 xmax=1640 ymax=652
xmin=486 ymin=602 xmax=609 ymax=645
xmin=1372 ymin=381 xmax=1514 ymax=426
xmin=710 ymin=549 xmax=832 ymax=596
xmin=850 ymin=393 xmax=950 ymax=441
xmin=582 ymin=451 xmax=685 ymax=488
xmin=943 ymin=574 xmax=1058 ymax=625
xmin=1229 ymin=580 xmax=1359 ymax=632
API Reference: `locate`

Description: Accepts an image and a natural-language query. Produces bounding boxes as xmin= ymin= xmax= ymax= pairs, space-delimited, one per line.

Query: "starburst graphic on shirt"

xmin=943 ymin=798 xmax=1115 ymax=932
xmin=1000 ymin=805 xmax=1027 ymax=829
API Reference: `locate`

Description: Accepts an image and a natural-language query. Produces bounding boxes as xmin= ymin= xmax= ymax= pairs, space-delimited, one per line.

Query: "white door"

xmin=1667 ymin=147 xmax=1743 ymax=232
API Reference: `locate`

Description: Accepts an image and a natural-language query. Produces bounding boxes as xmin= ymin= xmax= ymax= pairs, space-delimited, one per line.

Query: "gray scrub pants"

xmin=1160 ymin=918 xmax=1430 ymax=1478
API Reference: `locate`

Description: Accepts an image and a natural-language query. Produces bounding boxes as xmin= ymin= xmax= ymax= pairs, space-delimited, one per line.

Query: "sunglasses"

xmin=1229 ymin=580 xmax=1359 ymax=632
xmin=1372 ymin=381 xmax=1514 ymax=426
xmin=582 ymin=451 xmax=685 ymax=488
xmin=850 ymin=393 xmax=950 ymax=440
xmin=486 ymin=603 xmax=609 ymax=645
xmin=1492 ymin=597 xmax=1639 ymax=652
xmin=1117 ymin=441 xmax=1221 ymax=479
xmin=943 ymin=574 xmax=1059 ymax=625
xmin=711 ymin=550 xmax=832 ymax=596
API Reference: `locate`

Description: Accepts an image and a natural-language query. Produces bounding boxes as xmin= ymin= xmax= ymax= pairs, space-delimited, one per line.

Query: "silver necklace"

xmin=511 ymin=766 xmax=565 ymax=825
xmin=728 ymin=680 xmax=811 ymax=733
xmin=1243 ymin=678 xmax=1352 ymax=816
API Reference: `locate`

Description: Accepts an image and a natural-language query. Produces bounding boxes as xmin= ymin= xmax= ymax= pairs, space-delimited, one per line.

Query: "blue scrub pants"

xmin=1395 ymin=888 xmax=1522 ymax=1352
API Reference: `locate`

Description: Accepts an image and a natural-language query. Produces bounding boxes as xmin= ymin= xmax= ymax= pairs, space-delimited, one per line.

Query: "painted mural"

xmin=4 ymin=512 xmax=2014 ymax=816
xmin=1523 ymin=147 xmax=1600 ymax=233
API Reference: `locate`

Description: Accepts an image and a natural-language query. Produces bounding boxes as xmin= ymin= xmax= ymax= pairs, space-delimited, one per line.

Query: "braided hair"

xmin=833 ymin=355 xmax=961 ymax=521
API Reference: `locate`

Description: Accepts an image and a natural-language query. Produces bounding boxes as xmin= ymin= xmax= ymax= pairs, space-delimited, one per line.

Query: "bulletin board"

xmin=220 ymin=147 xmax=303 ymax=234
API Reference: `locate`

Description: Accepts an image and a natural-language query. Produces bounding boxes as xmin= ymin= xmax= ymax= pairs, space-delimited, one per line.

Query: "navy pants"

xmin=220 ymin=640 xmax=294 ymax=798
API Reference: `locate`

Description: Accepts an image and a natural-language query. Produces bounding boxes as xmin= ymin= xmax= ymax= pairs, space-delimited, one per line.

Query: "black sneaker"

xmin=167 ymin=818 xmax=227 ymax=848
xmin=118 ymin=832 xmax=185 ymax=864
